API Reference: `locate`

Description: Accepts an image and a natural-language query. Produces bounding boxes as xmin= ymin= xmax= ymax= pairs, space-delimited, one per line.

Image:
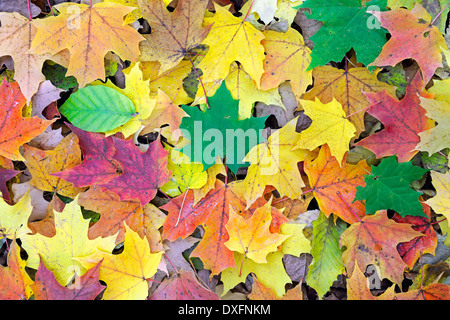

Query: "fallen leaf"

xmin=0 ymin=79 xmax=53 ymax=161
xmin=76 ymin=224 xmax=163 ymax=300
xmin=339 ymin=210 xmax=423 ymax=284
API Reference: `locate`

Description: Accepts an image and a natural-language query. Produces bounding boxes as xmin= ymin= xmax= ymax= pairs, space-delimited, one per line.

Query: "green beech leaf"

xmin=353 ymin=156 xmax=429 ymax=217
xmin=59 ymin=85 xmax=136 ymax=133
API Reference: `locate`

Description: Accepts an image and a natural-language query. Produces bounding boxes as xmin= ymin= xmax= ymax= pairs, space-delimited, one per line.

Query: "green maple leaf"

xmin=353 ymin=156 xmax=429 ymax=217
xmin=296 ymin=0 xmax=388 ymax=70
xmin=178 ymin=82 xmax=267 ymax=174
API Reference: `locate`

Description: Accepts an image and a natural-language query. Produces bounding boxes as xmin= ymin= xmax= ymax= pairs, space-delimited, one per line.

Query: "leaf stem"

xmin=175 ymin=188 xmax=189 ymax=228
xmin=27 ymin=0 xmax=32 ymax=20
xmin=430 ymin=0 xmax=450 ymax=26
xmin=336 ymin=191 xmax=362 ymax=222
xmin=46 ymin=0 xmax=55 ymax=16
xmin=243 ymin=0 xmax=256 ymax=22
xmin=345 ymin=100 xmax=381 ymax=119
xmin=164 ymin=253 xmax=179 ymax=274
xmin=419 ymin=251 xmax=424 ymax=291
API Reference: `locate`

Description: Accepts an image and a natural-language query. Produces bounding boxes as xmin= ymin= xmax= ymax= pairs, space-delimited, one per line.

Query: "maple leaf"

xmin=144 ymin=60 xmax=193 ymax=105
xmin=354 ymin=156 xmax=429 ymax=217
xmin=0 ymin=191 xmax=33 ymax=241
xmin=392 ymin=202 xmax=437 ymax=269
xmin=179 ymin=81 xmax=267 ymax=174
xmin=425 ymin=171 xmax=449 ymax=220
xmin=149 ymin=270 xmax=219 ymax=300
xmin=304 ymin=144 xmax=370 ymax=224
xmin=225 ymin=62 xmax=284 ymax=120
xmin=243 ymin=117 xmax=314 ymax=208
xmin=0 ymin=167 xmax=20 ymax=204
xmin=224 ymin=201 xmax=290 ymax=264
xmin=302 ymin=66 xmax=396 ymax=137
xmin=221 ymin=251 xmax=291 ymax=298
xmin=369 ymin=3 xmax=448 ymax=83
xmin=249 ymin=274 xmax=304 ymax=300
xmin=20 ymin=197 xmax=118 ymax=286
xmin=296 ymin=97 xmax=356 ymax=165
xmin=24 ymin=133 xmax=86 ymax=198
xmin=138 ymin=0 xmax=211 ymax=74
xmin=32 ymin=259 xmax=105 ymax=300
xmin=306 ymin=212 xmax=346 ymax=299
xmin=346 ymin=262 xmax=396 ymax=300
xmin=297 ymin=0 xmax=388 ymax=69
xmin=0 ymin=241 xmax=33 ymax=300
xmin=394 ymin=283 xmax=450 ymax=300
xmin=140 ymin=89 xmax=189 ymax=137
xmin=355 ymin=73 xmax=434 ymax=162
xmin=98 ymin=135 xmax=170 ymax=206
xmin=0 ymin=12 xmax=67 ymax=101
xmin=30 ymin=2 xmax=145 ymax=87
xmin=78 ymin=186 xmax=165 ymax=250
xmin=192 ymin=157 xmax=227 ymax=205
xmin=195 ymin=3 xmax=265 ymax=86
xmin=0 ymin=79 xmax=53 ymax=161
xmin=52 ymin=124 xmax=122 ymax=188
xmin=161 ymin=149 xmax=208 ymax=197
xmin=76 ymin=224 xmax=163 ymax=300
xmin=416 ymin=96 xmax=450 ymax=155
xmin=260 ymin=28 xmax=312 ymax=98
xmin=339 ymin=210 xmax=423 ymax=284
xmin=162 ymin=181 xmax=246 ymax=275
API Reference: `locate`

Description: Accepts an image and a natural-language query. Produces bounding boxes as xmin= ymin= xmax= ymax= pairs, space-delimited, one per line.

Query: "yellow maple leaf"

xmin=0 ymin=12 xmax=68 ymax=102
xmin=416 ymin=97 xmax=450 ymax=155
xmin=196 ymin=4 xmax=265 ymax=87
xmin=260 ymin=28 xmax=312 ymax=98
xmin=140 ymin=89 xmax=189 ymax=137
xmin=295 ymin=97 xmax=356 ymax=166
xmin=426 ymin=172 xmax=450 ymax=221
xmin=76 ymin=224 xmax=163 ymax=300
xmin=20 ymin=196 xmax=118 ymax=286
xmin=280 ymin=222 xmax=311 ymax=257
xmin=104 ymin=0 xmax=173 ymax=25
xmin=224 ymin=201 xmax=290 ymax=264
xmin=160 ymin=149 xmax=208 ymax=197
xmin=302 ymin=66 xmax=396 ymax=137
xmin=243 ymin=117 xmax=315 ymax=208
xmin=416 ymin=79 xmax=450 ymax=155
xmin=192 ymin=157 xmax=226 ymax=205
xmin=0 ymin=191 xmax=33 ymax=241
xmin=23 ymin=133 xmax=86 ymax=198
xmin=221 ymin=251 xmax=291 ymax=298
xmin=30 ymin=2 xmax=144 ymax=87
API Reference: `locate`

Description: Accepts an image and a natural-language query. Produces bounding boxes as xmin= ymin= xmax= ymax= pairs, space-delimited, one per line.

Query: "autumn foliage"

xmin=0 ymin=0 xmax=449 ymax=301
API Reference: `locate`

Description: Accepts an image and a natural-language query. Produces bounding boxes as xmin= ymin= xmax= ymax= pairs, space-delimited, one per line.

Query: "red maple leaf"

xmin=98 ymin=136 xmax=170 ymax=206
xmin=355 ymin=74 xmax=433 ymax=162
xmin=32 ymin=259 xmax=105 ymax=300
xmin=52 ymin=124 xmax=122 ymax=187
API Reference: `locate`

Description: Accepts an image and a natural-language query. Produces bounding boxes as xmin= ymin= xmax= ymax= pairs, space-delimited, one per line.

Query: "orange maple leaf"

xmin=0 ymin=80 xmax=53 ymax=161
xmin=304 ymin=144 xmax=370 ymax=224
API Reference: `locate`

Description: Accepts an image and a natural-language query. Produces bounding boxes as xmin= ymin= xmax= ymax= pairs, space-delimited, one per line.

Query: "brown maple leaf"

xmin=138 ymin=0 xmax=211 ymax=73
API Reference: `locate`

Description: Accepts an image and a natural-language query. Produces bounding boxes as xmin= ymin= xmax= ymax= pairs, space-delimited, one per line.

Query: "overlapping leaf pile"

xmin=0 ymin=0 xmax=449 ymax=300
